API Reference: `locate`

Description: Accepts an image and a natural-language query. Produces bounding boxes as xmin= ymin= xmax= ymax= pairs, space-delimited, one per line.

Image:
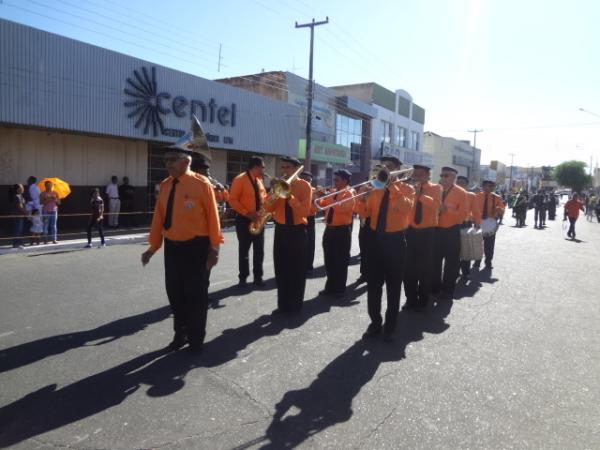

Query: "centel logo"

xmin=123 ymin=67 xmax=237 ymax=137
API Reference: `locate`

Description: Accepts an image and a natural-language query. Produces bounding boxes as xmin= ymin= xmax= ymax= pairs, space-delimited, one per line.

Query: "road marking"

xmin=0 ymin=331 xmax=15 ymax=338
xmin=210 ymin=279 xmax=235 ymax=286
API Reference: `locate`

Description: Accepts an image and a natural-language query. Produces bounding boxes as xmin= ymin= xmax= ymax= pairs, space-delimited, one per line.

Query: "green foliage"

xmin=553 ymin=161 xmax=592 ymax=192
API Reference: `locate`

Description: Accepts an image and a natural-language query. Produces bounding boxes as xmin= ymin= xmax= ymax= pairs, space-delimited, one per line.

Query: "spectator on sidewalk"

xmin=119 ymin=176 xmax=136 ymax=228
xmin=25 ymin=176 xmax=41 ymax=212
xmin=105 ymin=176 xmax=120 ymax=228
xmin=40 ymin=180 xmax=60 ymax=244
xmin=85 ymin=188 xmax=106 ymax=248
xmin=28 ymin=209 xmax=43 ymax=245
xmin=9 ymin=184 xmax=27 ymax=249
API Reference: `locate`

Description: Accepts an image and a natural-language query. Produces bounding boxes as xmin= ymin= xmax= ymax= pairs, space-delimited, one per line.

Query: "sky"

xmin=1 ymin=0 xmax=600 ymax=168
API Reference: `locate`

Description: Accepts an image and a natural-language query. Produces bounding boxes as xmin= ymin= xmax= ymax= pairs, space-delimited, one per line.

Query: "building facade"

xmin=330 ymin=83 xmax=430 ymax=168
xmin=0 ymin=19 xmax=300 ymax=228
xmin=217 ymin=71 xmax=377 ymax=186
xmin=423 ymin=132 xmax=481 ymax=184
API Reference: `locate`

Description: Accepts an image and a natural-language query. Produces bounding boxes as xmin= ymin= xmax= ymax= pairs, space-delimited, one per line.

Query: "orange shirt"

xmin=309 ymin=187 xmax=318 ymax=216
xmin=409 ymin=182 xmax=442 ymax=229
xmin=316 ymin=187 xmax=355 ymax=226
xmin=438 ymin=184 xmax=469 ymax=228
xmin=228 ymin=171 xmax=267 ymax=217
xmin=215 ymin=188 xmax=229 ymax=203
xmin=465 ymin=191 xmax=482 ymax=226
xmin=564 ymin=199 xmax=584 ymax=219
xmin=358 ymin=182 xmax=415 ymax=232
xmin=475 ymin=192 xmax=504 ymax=221
xmin=149 ymin=171 xmax=224 ymax=251
xmin=265 ymin=177 xmax=312 ymax=225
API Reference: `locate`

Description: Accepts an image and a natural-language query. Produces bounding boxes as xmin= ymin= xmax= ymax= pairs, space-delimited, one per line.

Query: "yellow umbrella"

xmin=37 ymin=177 xmax=71 ymax=199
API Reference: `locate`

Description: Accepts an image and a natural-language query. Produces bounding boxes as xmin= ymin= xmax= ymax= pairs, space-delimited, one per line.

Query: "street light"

xmin=578 ymin=108 xmax=600 ymax=175
xmin=579 ymin=107 xmax=600 ymax=119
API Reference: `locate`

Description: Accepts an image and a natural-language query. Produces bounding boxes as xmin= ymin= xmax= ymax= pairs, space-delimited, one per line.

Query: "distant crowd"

xmin=7 ymin=175 xmax=137 ymax=249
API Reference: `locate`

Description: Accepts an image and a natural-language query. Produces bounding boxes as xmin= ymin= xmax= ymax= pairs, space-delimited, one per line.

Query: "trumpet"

xmin=249 ymin=165 xmax=304 ymax=235
xmin=314 ymin=166 xmax=413 ymax=211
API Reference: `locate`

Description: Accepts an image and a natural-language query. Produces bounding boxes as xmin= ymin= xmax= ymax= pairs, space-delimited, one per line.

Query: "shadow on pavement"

xmin=0 ymin=306 xmax=171 ymax=374
xmin=0 ymin=291 xmax=365 ymax=448
xmin=244 ymin=302 xmax=451 ymax=450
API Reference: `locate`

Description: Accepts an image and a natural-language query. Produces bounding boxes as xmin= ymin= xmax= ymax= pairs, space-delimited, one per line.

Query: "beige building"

xmin=423 ymin=132 xmax=481 ymax=184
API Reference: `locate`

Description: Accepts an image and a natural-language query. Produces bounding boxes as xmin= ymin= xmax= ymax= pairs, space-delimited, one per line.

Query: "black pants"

xmin=120 ymin=200 xmax=136 ymax=227
xmin=367 ymin=231 xmax=406 ymax=333
xmin=235 ymin=215 xmax=264 ymax=281
xmin=164 ymin=237 xmax=209 ymax=346
xmin=432 ymin=225 xmax=461 ymax=296
xmin=404 ymin=227 xmax=435 ymax=307
xmin=274 ymin=224 xmax=307 ymax=312
xmin=534 ymin=208 xmax=546 ymax=226
xmin=323 ymin=225 xmax=351 ymax=294
xmin=474 ymin=233 xmax=496 ymax=267
xmin=306 ymin=215 xmax=316 ymax=270
xmin=358 ymin=219 xmax=371 ymax=278
xmin=567 ymin=217 xmax=577 ymax=238
xmin=86 ymin=219 xmax=105 ymax=244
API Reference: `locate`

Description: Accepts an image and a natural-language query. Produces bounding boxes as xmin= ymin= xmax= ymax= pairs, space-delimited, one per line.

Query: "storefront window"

xmin=335 ymin=114 xmax=362 ymax=155
xmin=227 ymin=151 xmax=255 ymax=184
xmin=397 ymin=126 xmax=407 ymax=147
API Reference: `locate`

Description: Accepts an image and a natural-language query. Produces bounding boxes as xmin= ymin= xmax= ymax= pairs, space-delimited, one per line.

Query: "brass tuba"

xmin=249 ymin=165 xmax=304 ymax=235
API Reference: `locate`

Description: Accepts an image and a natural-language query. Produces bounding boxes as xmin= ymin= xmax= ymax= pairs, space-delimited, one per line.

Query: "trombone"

xmin=249 ymin=165 xmax=304 ymax=235
xmin=314 ymin=166 xmax=413 ymax=211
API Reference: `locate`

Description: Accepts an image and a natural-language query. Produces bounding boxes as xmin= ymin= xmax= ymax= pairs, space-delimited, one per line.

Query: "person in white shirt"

xmin=105 ymin=175 xmax=120 ymax=227
xmin=26 ymin=176 xmax=41 ymax=212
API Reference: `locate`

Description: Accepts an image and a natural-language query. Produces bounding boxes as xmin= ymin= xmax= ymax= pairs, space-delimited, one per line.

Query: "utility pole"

xmin=296 ymin=17 xmax=329 ymax=170
xmin=508 ymin=152 xmax=516 ymax=190
xmin=468 ymin=129 xmax=483 ymax=149
xmin=217 ymin=44 xmax=223 ymax=72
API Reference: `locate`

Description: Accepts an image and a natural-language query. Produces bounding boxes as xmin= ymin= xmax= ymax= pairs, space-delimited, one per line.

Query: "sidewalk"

xmin=0 ymin=228 xmax=150 ymax=255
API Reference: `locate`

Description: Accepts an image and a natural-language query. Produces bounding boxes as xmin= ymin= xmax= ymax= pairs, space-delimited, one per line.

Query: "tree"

xmin=553 ymin=160 xmax=592 ymax=192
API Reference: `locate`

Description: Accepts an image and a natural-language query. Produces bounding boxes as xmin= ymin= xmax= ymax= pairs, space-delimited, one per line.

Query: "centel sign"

xmin=124 ymin=67 xmax=236 ymax=138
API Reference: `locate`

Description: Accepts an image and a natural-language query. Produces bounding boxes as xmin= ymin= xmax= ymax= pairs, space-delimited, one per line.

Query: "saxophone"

xmin=249 ymin=165 xmax=304 ymax=235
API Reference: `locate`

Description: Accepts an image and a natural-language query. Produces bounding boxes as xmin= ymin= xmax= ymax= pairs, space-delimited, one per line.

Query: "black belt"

xmin=326 ymin=224 xmax=351 ymax=229
xmin=110 ymin=198 xmax=119 ymax=200
xmin=374 ymin=229 xmax=406 ymax=237
xmin=165 ymin=236 xmax=208 ymax=246
xmin=408 ymin=226 xmax=435 ymax=233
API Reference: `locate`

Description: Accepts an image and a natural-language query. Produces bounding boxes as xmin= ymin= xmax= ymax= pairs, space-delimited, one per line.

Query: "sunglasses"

xmin=440 ymin=174 xmax=452 ymax=178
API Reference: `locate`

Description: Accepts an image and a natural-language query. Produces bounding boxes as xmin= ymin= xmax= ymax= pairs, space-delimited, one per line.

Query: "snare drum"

xmin=481 ymin=217 xmax=498 ymax=236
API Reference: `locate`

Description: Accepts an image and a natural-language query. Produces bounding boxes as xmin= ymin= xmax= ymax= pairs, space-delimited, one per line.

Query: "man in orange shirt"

xmin=357 ymin=156 xmax=415 ymax=341
xmin=141 ymin=119 xmax=223 ymax=354
xmin=300 ymin=171 xmax=317 ymax=275
xmin=432 ymin=166 xmax=468 ymax=300
xmin=473 ymin=180 xmax=505 ymax=269
xmin=456 ymin=175 xmax=481 ymax=279
xmin=403 ymin=164 xmax=442 ymax=311
xmin=316 ymin=169 xmax=355 ymax=298
xmin=264 ymin=156 xmax=312 ymax=314
xmin=564 ymin=193 xmax=585 ymax=239
xmin=228 ymin=156 xmax=267 ymax=287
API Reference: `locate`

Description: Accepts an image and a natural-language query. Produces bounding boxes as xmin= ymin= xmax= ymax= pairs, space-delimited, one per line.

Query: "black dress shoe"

xmin=401 ymin=303 xmax=416 ymax=311
xmin=167 ymin=334 xmax=187 ymax=352
xmin=383 ymin=331 xmax=394 ymax=343
xmin=238 ymin=279 xmax=248 ymax=288
xmin=253 ymin=279 xmax=266 ymax=287
xmin=272 ymin=308 xmax=285 ymax=315
xmin=355 ymin=275 xmax=367 ymax=285
xmin=362 ymin=324 xmax=382 ymax=339
xmin=319 ymin=289 xmax=332 ymax=296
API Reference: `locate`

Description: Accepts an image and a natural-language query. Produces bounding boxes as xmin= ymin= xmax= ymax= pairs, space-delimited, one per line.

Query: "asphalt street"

xmin=1 ymin=208 xmax=599 ymax=449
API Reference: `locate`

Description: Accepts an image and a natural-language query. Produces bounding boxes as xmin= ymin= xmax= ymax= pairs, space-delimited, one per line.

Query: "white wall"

xmin=0 ymin=126 xmax=147 ymax=186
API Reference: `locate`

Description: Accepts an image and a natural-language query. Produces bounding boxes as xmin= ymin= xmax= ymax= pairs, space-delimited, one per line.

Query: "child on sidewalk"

xmin=29 ymin=209 xmax=43 ymax=245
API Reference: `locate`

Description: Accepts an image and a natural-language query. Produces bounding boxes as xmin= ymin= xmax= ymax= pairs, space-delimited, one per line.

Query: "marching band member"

xmin=300 ymin=171 xmax=317 ymax=275
xmin=316 ymin=169 xmax=355 ymax=298
xmin=431 ymin=166 xmax=468 ymax=300
xmin=264 ymin=156 xmax=312 ymax=314
xmin=141 ymin=132 xmax=222 ymax=355
xmin=456 ymin=175 xmax=481 ymax=280
xmin=403 ymin=164 xmax=442 ymax=311
xmin=473 ymin=180 xmax=505 ymax=269
xmin=358 ymin=156 xmax=415 ymax=342
xmin=228 ymin=156 xmax=267 ymax=287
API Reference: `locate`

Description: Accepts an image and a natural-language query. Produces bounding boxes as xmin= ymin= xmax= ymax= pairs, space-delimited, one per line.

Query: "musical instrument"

xmin=314 ymin=166 xmax=414 ymax=211
xmin=481 ymin=217 xmax=498 ymax=236
xmin=249 ymin=165 xmax=304 ymax=235
xmin=167 ymin=114 xmax=211 ymax=159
